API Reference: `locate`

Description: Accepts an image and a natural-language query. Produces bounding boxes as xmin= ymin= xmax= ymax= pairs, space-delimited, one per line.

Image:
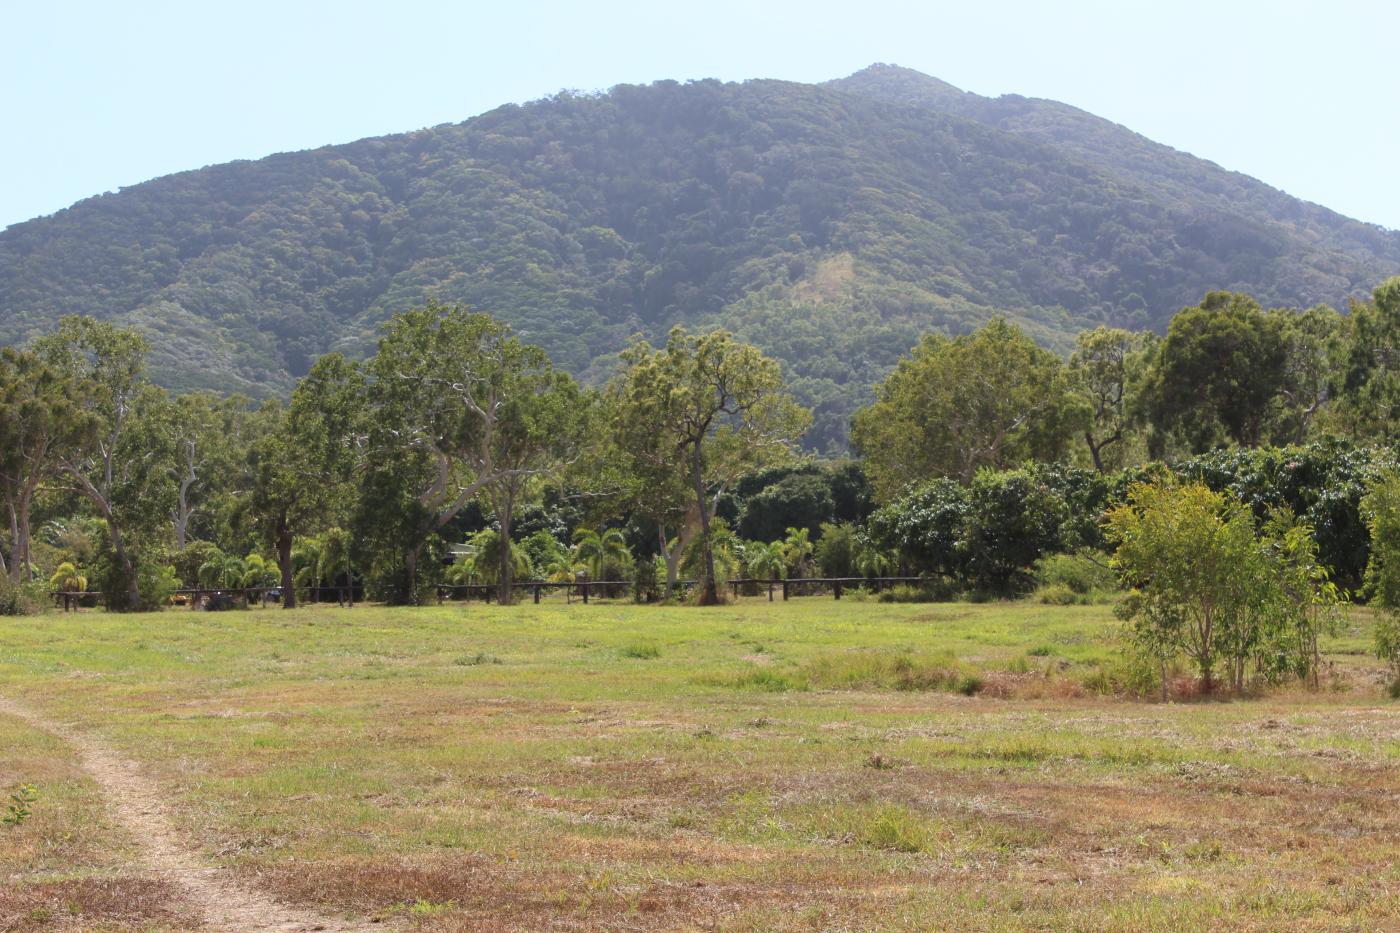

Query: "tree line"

xmin=8 ymin=279 xmax=1400 ymax=693
xmin=0 ymin=304 xmax=809 ymax=612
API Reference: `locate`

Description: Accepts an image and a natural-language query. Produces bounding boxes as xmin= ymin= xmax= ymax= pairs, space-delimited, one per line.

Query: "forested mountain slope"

xmin=3 ymin=65 xmax=1397 ymax=450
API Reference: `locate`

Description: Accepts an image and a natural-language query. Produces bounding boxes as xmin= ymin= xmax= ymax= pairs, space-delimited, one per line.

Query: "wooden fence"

xmin=51 ymin=585 xmax=364 ymax=611
xmin=52 ymin=577 xmax=933 ymax=611
xmin=435 ymin=576 xmax=929 ymax=604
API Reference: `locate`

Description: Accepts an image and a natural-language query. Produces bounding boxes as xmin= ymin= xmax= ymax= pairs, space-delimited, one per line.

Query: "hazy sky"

xmin=4 ymin=0 xmax=1398 ymax=231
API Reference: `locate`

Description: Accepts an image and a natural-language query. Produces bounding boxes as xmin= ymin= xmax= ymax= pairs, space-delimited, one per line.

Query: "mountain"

xmin=2 ymin=64 xmax=1397 ymax=450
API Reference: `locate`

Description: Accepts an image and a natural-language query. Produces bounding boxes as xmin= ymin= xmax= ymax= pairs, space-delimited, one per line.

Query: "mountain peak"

xmin=826 ymin=63 xmax=970 ymax=107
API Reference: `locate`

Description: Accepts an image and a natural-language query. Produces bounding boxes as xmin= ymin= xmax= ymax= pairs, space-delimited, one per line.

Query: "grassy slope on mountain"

xmin=3 ymin=68 xmax=1398 ymax=449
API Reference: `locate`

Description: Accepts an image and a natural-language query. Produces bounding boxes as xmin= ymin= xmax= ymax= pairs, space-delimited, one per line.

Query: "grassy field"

xmin=1 ymin=597 xmax=1398 ymax=931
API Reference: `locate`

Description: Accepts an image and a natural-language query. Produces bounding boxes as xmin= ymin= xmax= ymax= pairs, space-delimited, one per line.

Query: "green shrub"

xmin=1034 ymin=551 xmax=1116 ymax=595
xmin=876 ymin=577 xmax=958 ymax=603
xmin=1037 ymin=583 xmax=1080 ymax=605
xmin=619 ymin=641 xmax=660 ymax=660
xmin=0 ymin=579 xmax=47 ymax=616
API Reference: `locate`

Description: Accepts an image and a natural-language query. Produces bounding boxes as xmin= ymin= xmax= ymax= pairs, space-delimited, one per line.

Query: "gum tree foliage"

xmin=1140 ymin=292 xmax=1291 ymax=452
xmin=610 ymin=327 xmax=810 ymax=604
xmin=1068 ymin=326 xmax=1152 ymax=473
xmin=476 ymin=366 xmax=587 ymax=605
xmin=851 ymin=319 xmax=1081 ymax=498
xmin=1274 ymin=304 xmax=1348 ymax=444
xmin=248 ymin=354 xmax=366 ymax=609
xmin=1107 ymin=482 xmax=1340 ymax=695
xmin=361 ymin=303 xmax=581 ymax=602
xmin=1338 ymin=277 xmax=1400 ymax=439
xmin=34 ymin=317 xmax=178 ymax=610
xmin=0 ymin=349 xmax=88 ymax=582
xmin=168 ymin=392 xmax=252 ymax=552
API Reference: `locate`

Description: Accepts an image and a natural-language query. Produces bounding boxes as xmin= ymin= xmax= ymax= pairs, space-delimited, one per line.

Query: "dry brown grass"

xmin=0 ymin=877 xmax=192 ymax=932
xmin=2 ymin=601 xmax=1398 ymax=930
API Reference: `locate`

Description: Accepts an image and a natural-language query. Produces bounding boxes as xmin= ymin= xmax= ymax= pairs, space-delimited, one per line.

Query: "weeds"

xmin=453 ymin=651 xmax=502 ymax=666
xmin=3 ymin=784 xmax=38 ymax=827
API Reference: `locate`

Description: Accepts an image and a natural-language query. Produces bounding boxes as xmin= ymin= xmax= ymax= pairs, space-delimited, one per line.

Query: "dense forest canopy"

xmin=3 ymin=65 xmax=1397 ymax=452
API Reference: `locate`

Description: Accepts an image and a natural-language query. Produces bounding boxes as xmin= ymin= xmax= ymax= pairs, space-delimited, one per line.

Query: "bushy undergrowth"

xmin=0 ymin=579 xmax=48 ymax=616
xmin=1034 ymin=552 xmax=1118 ymax=605
xmin=876 ymin=577 xmax=960 ymax=603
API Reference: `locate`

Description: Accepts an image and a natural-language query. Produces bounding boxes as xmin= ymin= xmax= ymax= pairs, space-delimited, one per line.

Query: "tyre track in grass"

xmin=0 ymin=696 xmax=383 ymax=931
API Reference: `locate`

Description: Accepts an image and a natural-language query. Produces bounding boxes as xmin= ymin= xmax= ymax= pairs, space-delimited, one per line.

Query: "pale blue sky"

xmin=4 ymin=0 xmax=1398 ymax=230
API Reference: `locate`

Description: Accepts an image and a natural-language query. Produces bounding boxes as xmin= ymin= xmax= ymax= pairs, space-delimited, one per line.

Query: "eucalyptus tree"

xmin=364 ymin=303 xmax=587 ymax=602
xmin=610 ymin=327 xmax=810 ymax=605
xmin=0 ymin=348 xmax=89 ymax=582
xmin=169 ymin=392 xmax=251 ymax=551
xmin=851 ymin=319 xmax=1079 ymax=499
xmin=1338 ymin=278 xmax=1400 ymax=440
xmin=478 ymin=367 xmax=587 ymax=604
xmin=34 ymin=317 xmax=177 ymax=609
xmin=1273 ymin=305 xmax=1347 ymax=444
xmin=1068 ymin=327 xmax=1151 ymax=473
xmin=1139 ymin=292 xmax=1291 ymax=453
xmin=248 ymin=354 xmax=366 ymax=608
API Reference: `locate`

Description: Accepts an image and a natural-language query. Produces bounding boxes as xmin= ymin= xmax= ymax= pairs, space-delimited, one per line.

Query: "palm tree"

xmin=462 ymin=529 xmax=533 ymax=588
xmin=49 ymin=561 xmax=88 ymax=593
xmin=782 ymin=527 xmax=814 ymax=577
xmin=745 ymin=540 xmax=787 ymax=580
xmin=198 ymin=550 xmax=244 ymax=589
xmin=572 ymin=528 xmax=631 ymax=581
xmin=744 ymin=540 xmax=787 ymax=601
xmin=50 ymin=561 xmax=88 ymax=610
xmin=241 ymin=553 xmax=279 ymax=589
xmin=854 ymin=540 xmax=897 ymax=579
xmin=291 ymin=537 xmax=325 ymax=591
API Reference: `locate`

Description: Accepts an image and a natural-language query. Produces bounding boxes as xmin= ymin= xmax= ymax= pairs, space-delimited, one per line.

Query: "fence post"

xmin=533 ymin=584 xmax=540 ymax=604
xmin=834 ymin=580 xmax=842 ymax=600
xmin=768 ymin=581 xmax=774 ymax=602
xmin=582 ymin=582 xmax=589 ymax=604
xmin=782 ymin=580 xmax=789 ymax=601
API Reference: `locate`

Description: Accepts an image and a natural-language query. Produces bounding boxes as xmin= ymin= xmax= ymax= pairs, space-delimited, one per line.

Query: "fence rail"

xmin=51 ymin=585 xmax=364 ymax=611
xmin=51 ymin=576 xmax=934 ymax=611
xmin=436 ymin=576 xmax=930 ymax=604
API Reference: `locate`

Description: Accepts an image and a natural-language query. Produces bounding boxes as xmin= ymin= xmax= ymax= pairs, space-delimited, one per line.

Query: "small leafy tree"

xmin=1108 ymin=481 xmax=1338 ymax=695
xmin=814 ymin=522 xmax=856 ymax=577
xmin=1107 ymin=483 xmax=1259 ymax=694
